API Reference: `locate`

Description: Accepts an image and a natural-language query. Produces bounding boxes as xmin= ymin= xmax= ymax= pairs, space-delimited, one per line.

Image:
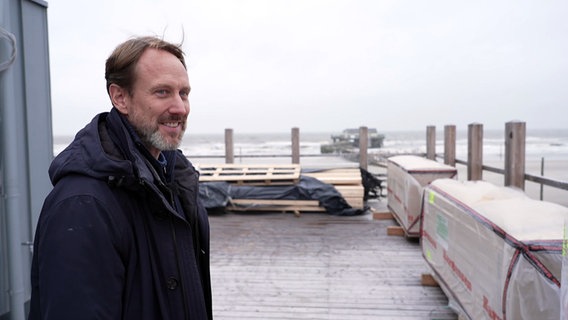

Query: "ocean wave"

xmin=52 ymin=129 xmax=568 ymax=160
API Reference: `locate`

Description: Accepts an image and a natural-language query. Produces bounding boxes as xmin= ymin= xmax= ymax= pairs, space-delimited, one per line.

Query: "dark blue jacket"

xmin=29 ymin=109 xmax=212 ymax=320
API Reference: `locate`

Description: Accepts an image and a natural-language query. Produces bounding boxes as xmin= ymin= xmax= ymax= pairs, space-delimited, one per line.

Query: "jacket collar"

xmin=107 ymin=108 xmax=178 ymax=183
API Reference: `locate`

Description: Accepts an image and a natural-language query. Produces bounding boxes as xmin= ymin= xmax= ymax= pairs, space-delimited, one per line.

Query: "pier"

xmin=2 ymin=1 xmax=566 ymax=318
xmin=1 ymin=116 xmax=566 ymax=318
xmin=200 ymin=122 xmax=568 ymax=203
xmin=209 ymin=204 xmax=457 ymax=320
xmin=202 ymin=121 xmax=568 ymax=319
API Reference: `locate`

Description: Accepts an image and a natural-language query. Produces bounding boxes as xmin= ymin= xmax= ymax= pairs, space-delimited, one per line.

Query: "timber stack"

xmin=197 ymin=164 xmax=364 ymax=213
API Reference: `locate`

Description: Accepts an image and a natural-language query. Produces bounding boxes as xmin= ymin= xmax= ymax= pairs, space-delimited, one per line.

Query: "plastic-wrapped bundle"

xmin=387 ymin=155 xmax=457 ymax=237
xmin=421 ymin=179 xmax=568 ymax=320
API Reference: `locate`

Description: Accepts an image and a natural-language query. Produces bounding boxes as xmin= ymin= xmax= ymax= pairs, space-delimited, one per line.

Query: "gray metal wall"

xmin=0 ymin=176 xmax=7 ymax=318
xmin=1 ymin=0 xmax=53 ymax=319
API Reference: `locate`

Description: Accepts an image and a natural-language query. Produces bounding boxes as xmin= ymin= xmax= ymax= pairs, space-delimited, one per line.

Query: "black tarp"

xmin=199 ymin=175 xmax=367 ymax=216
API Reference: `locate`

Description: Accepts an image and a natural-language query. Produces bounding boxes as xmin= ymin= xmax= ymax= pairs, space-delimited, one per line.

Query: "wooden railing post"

xmin=291 ymin=127 xmax=300 ymax=164
xmin=444 ymin=125 xmax=456 ymax=166
xmin=225 ymin=128 xmax=234 ymax=164
xmin=504 ymin=121 xmax=526 ymax=190
xmin=359 ymin=126 xmax=368 ymax=170
xmin=467 ymin=123 xmax=483 ymax=181
xmin=426 ymin=126 xmax=436 ymax=160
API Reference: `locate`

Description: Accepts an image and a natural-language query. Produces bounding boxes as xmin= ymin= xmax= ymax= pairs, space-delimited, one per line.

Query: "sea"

xmin=53 ymin=128 xmax=568 ymax=204
xmin=53 ymin=128 xmax=568 ymax=171
xmin=53 ymin=128 xmax=568 ymax=161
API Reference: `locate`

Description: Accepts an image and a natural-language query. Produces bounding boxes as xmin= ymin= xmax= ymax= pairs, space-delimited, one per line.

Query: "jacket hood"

xmin=49 ymin=110 xmax=141 ymax=186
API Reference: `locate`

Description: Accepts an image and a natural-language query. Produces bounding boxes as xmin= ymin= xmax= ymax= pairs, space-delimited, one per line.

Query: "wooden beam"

xmin=467 ymin=123 xmax=483 ymax=181
xmin=421 ymin=273 xmax=439 ymax=287
xmin=225 ymin=128 xmax=234 ymax=164
xmin=198 ymin=164 xmax=301 ymax=183
xmin=372 ymin=211 xmax=393 ymax=220
xmin=359 ymin=126 xmax=368 ymax=170
xmin=505 ymin=121 xmax=526 ymax=190
xmin=230 ymin=199 xmax=319 ymax=206
xmin=387 ymin=226 xmax=405 ymax=237
xmin=444 ymin=125 xmax=456 ymax=166
xmin=228 ymin=199 xmax=326 ymax=213
xmin=426 ymin=126 xmax=436 ymax=160
xmin=291 ymin=127 xmax=300 ymax=164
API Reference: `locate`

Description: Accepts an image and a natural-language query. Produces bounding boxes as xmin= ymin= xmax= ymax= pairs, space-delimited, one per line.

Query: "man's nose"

xmin=170 ymin=95 xmax=189 ymax=115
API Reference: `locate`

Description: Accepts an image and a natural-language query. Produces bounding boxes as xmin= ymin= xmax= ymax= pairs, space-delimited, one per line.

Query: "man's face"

xmin=121 ymin=48 xmax=190 ymax=158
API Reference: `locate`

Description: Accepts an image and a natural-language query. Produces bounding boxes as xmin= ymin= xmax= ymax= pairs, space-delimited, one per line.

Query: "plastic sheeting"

xmin=421 ymin=179 xmax=568 ymax=320
xmin=387 ymin=155 xmax=457 ymax=237
xmin=199 ymin=175 xmax=366 ymax=216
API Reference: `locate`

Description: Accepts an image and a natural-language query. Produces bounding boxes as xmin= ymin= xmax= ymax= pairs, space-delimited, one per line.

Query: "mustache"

xmin=159 ymin=115 xmax=186 ymax=123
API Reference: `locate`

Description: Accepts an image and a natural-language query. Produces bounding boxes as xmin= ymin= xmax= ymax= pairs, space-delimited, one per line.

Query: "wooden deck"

xmin=208 ymin=199 xmax=458 ymax=320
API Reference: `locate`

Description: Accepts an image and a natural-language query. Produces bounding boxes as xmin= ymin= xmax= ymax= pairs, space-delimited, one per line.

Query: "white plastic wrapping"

xmin=562 ymin=223 xmax=568 ymax=319
xmin=386 ymin=155 xmax=457 ymax=236
xmin=421 ymin=179 xmax=568 ymax=319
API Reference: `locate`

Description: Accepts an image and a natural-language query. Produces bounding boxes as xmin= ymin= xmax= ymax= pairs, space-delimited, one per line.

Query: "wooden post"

xmin=426 ymin=126 xmax=436 ymax=160
xmin=467 ymin=123 xmax=483 ymax=181
xmin=540 ymin=157 xmax=545 ymax=200
xmin=504 ymin=121 xmax=526 ymax=190
xmin=225 ymin=128 xmax=234 ymax=164
xmin=359 ymin=126 xmax=368 ymax=170
xmin=444 ymin=125 xmax=456 ymax=166
xmin=291 ymin=127 xmax=300 ymax=164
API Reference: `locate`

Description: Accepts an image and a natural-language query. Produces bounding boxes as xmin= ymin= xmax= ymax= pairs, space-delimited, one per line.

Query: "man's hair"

xmin=105 ymin=36 xmax=186 ymax=95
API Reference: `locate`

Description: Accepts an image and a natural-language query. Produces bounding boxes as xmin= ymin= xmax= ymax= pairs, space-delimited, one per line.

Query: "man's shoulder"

xmin=47 ymin=174 xmax=115 ymax=206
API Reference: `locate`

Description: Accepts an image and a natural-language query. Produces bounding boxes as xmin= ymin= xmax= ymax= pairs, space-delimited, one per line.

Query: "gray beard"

xmin=136 ymin=126 xmax=182 ymax=152
xmin=147 ymin=130 xmax=181 ymax=151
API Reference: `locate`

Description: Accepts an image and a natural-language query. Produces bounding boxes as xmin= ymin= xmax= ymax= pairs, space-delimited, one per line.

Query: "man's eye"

xmin=156 ymin=89 xmax=168 ymax=95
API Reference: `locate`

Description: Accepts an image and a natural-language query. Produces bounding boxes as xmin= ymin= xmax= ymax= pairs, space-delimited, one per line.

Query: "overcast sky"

xmin=47 ymin=0 xmax=568 ymax=135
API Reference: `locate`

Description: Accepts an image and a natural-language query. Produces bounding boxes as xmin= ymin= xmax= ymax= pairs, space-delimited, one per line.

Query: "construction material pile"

xmin=386 ymin=155 xmax=457 ymax=237
xmin=197 ymin=164 xmax=366 ymax=215
xmin=422 ymin=178 xmax=567 ymax=319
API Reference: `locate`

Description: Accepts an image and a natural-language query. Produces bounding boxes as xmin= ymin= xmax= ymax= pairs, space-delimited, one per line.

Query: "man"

xmin=29 ymin=36 xmax=212 ymax=320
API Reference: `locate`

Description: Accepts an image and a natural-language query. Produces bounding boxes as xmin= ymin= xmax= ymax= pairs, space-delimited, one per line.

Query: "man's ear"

xmin=109 ymin=84 xmax=129 ymax=115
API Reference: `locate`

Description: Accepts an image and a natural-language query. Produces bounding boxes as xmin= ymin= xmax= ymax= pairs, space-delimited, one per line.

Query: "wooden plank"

xmin=198 ymin=164 xmax=301 ymax=183
xmin=304 ymin=168 xmax=360 ymax=175
xmin=334 ymin=185 xmax=364 ymax=197
xmin=198 ymin=164 xmax=365 ymax=208
xmin=230 ymin=199 xmax=320 ymax=206
xmin=227 ymin=205 xmax=326 ymax=213
xmin=421 ymin=273 xmax=440 ymax=287
xmin=307 ymin=177 xmax=362 ymax=185
xmin=230 ymin=179 xmax=299 ymax=186
xmin=335 ymin=185 xmax=364 ymax=209
xmin=372 ymin=211 xmax=394 ymax=220
xmin=387 ymin=225 xmax=406 ymax=237
xmin=228 ymin=198 xmax=364 ymax=212
xmin=303 ymin=168 xmax=362 ymax=186
xmin=199 ymin=163 xmax=299 ymax=170
xmin=306 ymin=171 xmax=361 ymax=178
xmin=343 ymin=197 xmax=364 ymax=208
xmin=228 ymin=199 xmax=326 ymax=213
xmin=209 ymin=211 xmax=457 ymax=319
xmin=230 ymin=196 xmax=362 ymax=211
